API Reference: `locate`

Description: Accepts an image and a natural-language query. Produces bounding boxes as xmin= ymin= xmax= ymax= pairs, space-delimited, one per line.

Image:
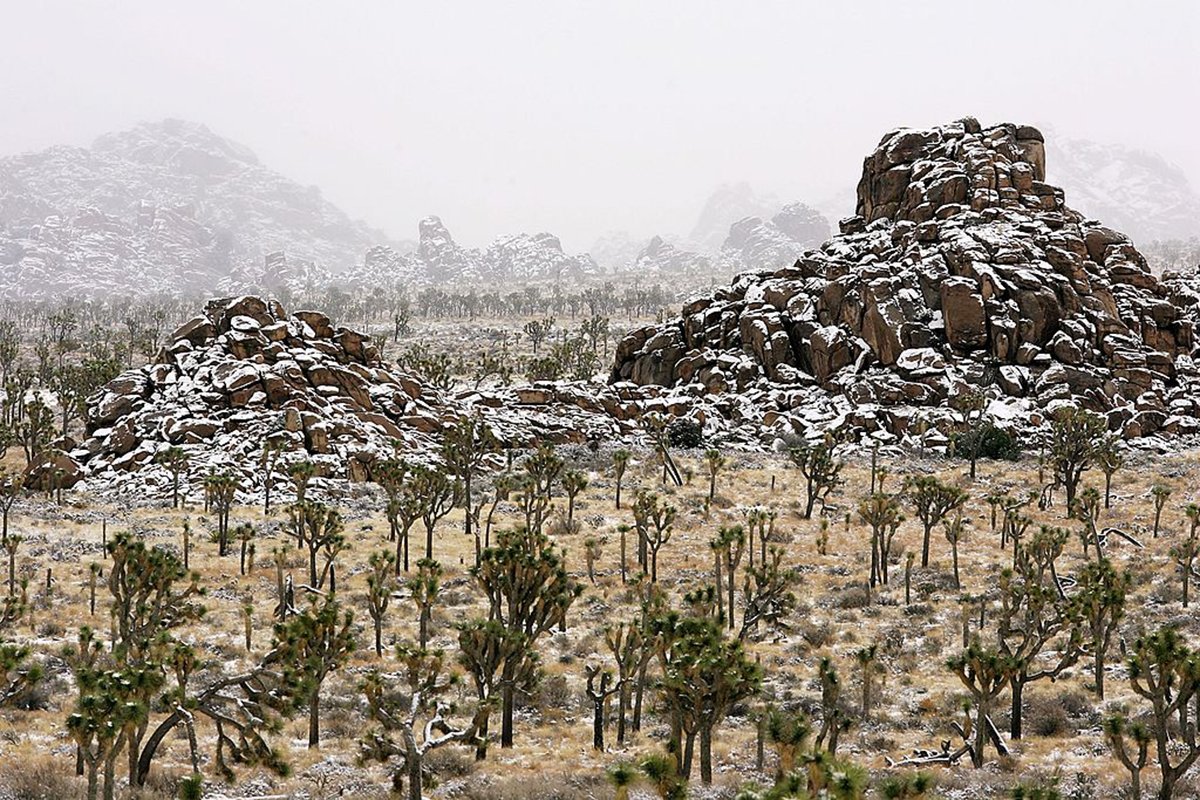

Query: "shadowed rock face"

xmin=611 ymin=118 xmax=1200 ymax=441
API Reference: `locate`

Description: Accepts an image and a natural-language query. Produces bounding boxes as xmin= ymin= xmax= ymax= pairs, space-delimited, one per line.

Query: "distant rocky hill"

xmin=687 ymin=182 xmax=783 ymax=253
xmin=0 ymin=119 xmax=390 ymax=299
xmin=613 ymin=118 xmax=1200 ymax=445
xmin=1047 ymin=135 xmax=1200 ymax=246
xmin=0 ymin=121 xmax=600 ymax=299
xmin=619 ymin=191 xmax=833 ymax=277
xmin=344 ymin=215 xmax=598 ymax=287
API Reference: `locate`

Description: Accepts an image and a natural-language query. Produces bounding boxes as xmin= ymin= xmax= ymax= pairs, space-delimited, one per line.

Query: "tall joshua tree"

xmin=904 ymin=475 xmax=968 ymax=568
xmin=361 ymin=644 xmax=478 ymax=800
xmin=275 ymin=594 xmax=355 ymax=749
xmin=612 ymin=448 xmax=631 ymax=509
xmin=442 ymin=415 xmax=498 ymax=552
xmin=472 ymin=525 xmax=581 ymax=749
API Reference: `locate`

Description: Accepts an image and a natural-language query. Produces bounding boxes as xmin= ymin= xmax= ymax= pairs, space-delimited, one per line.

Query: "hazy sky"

xmin=2 ymin=1 xmax=1198 ymax=251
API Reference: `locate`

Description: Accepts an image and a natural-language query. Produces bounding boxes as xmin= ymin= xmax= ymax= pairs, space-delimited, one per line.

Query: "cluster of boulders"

xmin=68 ymin=296 xmax=703 ymax=502
xmin=71 ymin=296 xmax=451 ymax=498
xmin=611 ymin=118 xmax=1200 ymax=445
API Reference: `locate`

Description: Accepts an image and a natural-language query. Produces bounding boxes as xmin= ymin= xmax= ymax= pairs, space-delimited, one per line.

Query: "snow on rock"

xmin=611 ymin=118 xmax=1200 ymax=446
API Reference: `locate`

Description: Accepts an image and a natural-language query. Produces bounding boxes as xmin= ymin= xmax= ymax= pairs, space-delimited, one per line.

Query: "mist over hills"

xmin=0 ymin=119 xmax=1195 ymax=300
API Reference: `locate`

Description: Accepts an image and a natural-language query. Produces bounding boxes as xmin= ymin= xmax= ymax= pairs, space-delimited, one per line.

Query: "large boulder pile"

xmin=611 ymin=118 xmax=1200 ymax=443
xmin=73 ymin=296 xmax=453 ymax=499
xmin=71 ymin=296 xmax=683 ymax=502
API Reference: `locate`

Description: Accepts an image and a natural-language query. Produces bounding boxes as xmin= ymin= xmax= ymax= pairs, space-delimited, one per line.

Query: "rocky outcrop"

xmin=628 ymin=236 xmax=713 ymax=276
xmin=345 ymin=216 xmax=598 ymax=287
xmin=0 ymin=119 xmax=389 ymax=299
xmin=611 ymin=118 xmax=1200 ymax=444
xmin=722 ymin=202 xmax=831 ymax=271
xmin=71 ymin=296 xmax=674 ymax=502
xmin=73 ymin=295 xmax=446 ymax=495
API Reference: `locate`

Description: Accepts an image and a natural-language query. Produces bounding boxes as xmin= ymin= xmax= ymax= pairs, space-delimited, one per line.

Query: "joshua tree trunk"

xmin=406 ymin=747 xmax=423 ymax=800
xmin=309 ymin=687 xmax=321 ymax=748
xmin=501 ymin=680 xmax=515 ymax=748
xmin=699 ymin=725 xmax=714 ymax=784
xmin=1010 ymin=678 xmax=1024 ymax=740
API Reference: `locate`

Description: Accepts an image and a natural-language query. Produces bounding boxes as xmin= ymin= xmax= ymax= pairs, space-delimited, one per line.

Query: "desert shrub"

xmin=666 ymin=418 xmax=704 ymax=448
xmin=532 ymin=672 xmax=573 ymax=713
xmin=1025 ymin=692 xmax=1071 ymax=737
xmin=953 ymin=423 xmax=1021 ymax=461
xmin=836 ymin=585 xmax=871 ymax=609
xmin=424 ymin=746 xmax=477 ymax=780
xmin=799 ymin=620 xmax=835 ymax=649
xmin=0 ymin=756 xmax=79 ymax=800
xmin=460 ymin=774 xmax=602 ymax=800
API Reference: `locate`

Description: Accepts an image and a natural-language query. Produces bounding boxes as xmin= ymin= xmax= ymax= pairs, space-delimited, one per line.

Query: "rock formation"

xmin=72 ymin=296 xmax=650 ymax=501
xmin=0 ymin=119 xmax=388 ymax=299
xmin=611 ymin=118 xmax=1200 ymax=444
xmin=721 ymin=202 xmax=830 ymax=271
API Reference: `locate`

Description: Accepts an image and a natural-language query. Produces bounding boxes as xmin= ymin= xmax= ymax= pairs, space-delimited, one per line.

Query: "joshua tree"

xmin=361 ymin=644 xmax=478 ymax=800
xmin=585 ymin=663 xmax=622 ymax=751
xmin=562 ymin=469 xmax=589 ymax=525
xmin=584 ymin=536 xmax=603 ymax=584
xmin=3 ymin=535 xmax=21 ymax=596
xmin=0 ymin=469 xmax=21 ymax=542
xmin=442 ymin=414 xmax=498 ymax=550
xmin=524 ymin=443 xmax=564 ymax=500
xmin=456 ymin=619 xmax=534 ymax=761
xmin=259 ymin=438 xmax=285 ymax=514
xmin=858 ymin=492 xmax=902 ymax=587
xmin=235 ymin=523 xmax=254 ymax=576
xmin=472 ymin=525 xmax=581 ymax=748
xmin=997 ymin=525 xmax=1081 ymax=739
xmin=288 ymin=501 xmax=345 ymax=589
xmin=640 ymin=752 xmax=686 ymax=800
xmin=766 ymin=707 xmax=811 ymax=781
xmin=612 ymin=448 xmax=630 ymax=509
xmin=1049 ymin=407 xmax=1107 ymax=511
xmin=704 ymin=448 xmax=726 ymax=501
xmin=1173 ymin=506 xmax=1200 ymax=608
xmin=1107 ymin=628 xmax=1200 ymax=800
xmin=1070 ymin=558 xmax=1130 ymax=700
xmin=950 ymin=387 xmax=987 ymax=480
xmin=948 ymin=638 xmax=1015 ymax=768
xmin=18 ymin=398 xmax=53 ymax=466
xmin=408 ymin=558 xmax=442 ymax=649
xmin=156 ymin=447 xmax=189 ymax=508
xmin=854 ymin=644 xmax=881 ymax=721
xmin=1095 ymin=435 xmax=1122 ymax=509
xmin=904 ymin=475 xmax=968 ymax=568
xmin=286 ymin=460 xmax=316 ymax=504
xmin=1104 ymin=715 xmax=1151 ymax=800
xmin=654 ymin=609 xmax=762 ymax=783
xmin=411 ymin=466 xmax=457 ymax=562
xmin=366 ymin=550 xmax=396 ymax=656
xmin=204 ymin=473 xmax=237 ymax=557
xmin=103 ymin=532 xmax=205 ymax=784
xmin=633 ymin=490 xmax=676 ymax=583
xmin=942 ymin=511 xmax=969 ymax=590
xmin=607 ymin=762 xmax=637 ymax=800
xmin=785 ymin=437 xmax=842 ymax=519
xmin=705 ymin=525 xmax=744 ymax=633
xmin=67 ymin=639 xmax=156 ymax=800
xmin=274 ymin=594 xmax=355 ymax=748
xmin=605 ymin=620 xmax=645 ymax=744
xmin=814 ymin=657 xmax=850 ymax=756
xmin=740 ymin=546 xmax=797 ymax=641
xmin=1152 ymin=482 xmax=1172 ymax=539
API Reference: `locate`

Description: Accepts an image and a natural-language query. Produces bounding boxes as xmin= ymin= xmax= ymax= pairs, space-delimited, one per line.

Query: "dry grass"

xmin=0 ymin=442 xmax=1196 ymax=797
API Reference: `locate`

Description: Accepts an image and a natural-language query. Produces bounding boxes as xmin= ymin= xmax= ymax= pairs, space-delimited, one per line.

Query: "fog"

xmin=2 ymin=1 xmax=1197 ymax=251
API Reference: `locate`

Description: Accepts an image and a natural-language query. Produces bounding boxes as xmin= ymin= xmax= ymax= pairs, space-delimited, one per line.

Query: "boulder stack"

xmin=611 ymin=119 xmax=1200 ymax=442
xmin=73 ymin=295 xmax=451 ymax=498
